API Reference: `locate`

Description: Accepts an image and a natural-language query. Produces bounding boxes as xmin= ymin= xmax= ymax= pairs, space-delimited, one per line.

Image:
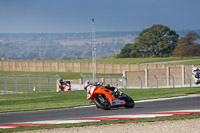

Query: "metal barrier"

xmin=0 ymin=73 xmax=197 ymax=95
xmin=187 ymin=73 xmax=192 ymax=87
xmin=80 ymin=73 xmax=196 ymax=89
xmin=0 ymin=75 xmax=58 ymax=94
xmin=125 ymin=73 xmax=196 ymax=89
xmin=154 ymin=75 xmax=159 ymax=88
xmin=137 ymin=76 xmax=143 ymax=88
xmin=170 ymin=75 xmax=175 ymax=88
xmin=80 ymin=74 xmax=123 ymax=88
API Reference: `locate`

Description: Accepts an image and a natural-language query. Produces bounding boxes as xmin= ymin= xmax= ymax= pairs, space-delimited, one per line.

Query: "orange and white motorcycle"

xmin=86 ymin=83 xmax=135 ymax=110
xmin=56 ymin=81 xmax=71 ymax=92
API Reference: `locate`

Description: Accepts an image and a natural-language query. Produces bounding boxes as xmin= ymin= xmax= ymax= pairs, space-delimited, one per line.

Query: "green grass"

xmin=0 ymin=71 xmax=121 ymax=80
xmin=53 ymin=57 xmax=200 ymax=64
xmin=1 ymin=111 xmax=200 ymax=133
xmin=0 ymin=71 xmax=86 ymax=80
xmin=174 ymin=59 xmax=200 ymax=65
xmin=0 ymin=91 xmax=87 ymax=112
xmin=0 ymin=87 xmax=200 ymax=113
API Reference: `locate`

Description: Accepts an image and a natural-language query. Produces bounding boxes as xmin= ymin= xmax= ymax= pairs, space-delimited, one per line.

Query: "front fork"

xmin=98 ymin=94 xmax=110 ymax=104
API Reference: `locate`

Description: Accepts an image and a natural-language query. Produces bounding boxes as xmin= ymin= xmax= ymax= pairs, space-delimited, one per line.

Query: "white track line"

xmin=0 ymin=110 xmax=199 ymax=129
xmin=135 ymin=94 xmax=200 ymax=103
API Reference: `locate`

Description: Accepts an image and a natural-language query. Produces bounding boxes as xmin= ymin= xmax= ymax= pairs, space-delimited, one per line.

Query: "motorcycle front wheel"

xmin=94 ymin=94 xmax=111 ymax=110
xmin=124 ymin=96 xmax=135 ymax=108
xmin=119 ymin=94 xmax=135 ymax=108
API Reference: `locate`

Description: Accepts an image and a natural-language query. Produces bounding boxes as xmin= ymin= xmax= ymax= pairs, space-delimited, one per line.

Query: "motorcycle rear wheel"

xmin=94 ymin=95 xmax=111 ymax=110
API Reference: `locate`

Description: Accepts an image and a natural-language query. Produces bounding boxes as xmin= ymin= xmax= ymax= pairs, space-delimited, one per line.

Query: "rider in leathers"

xmin=84 ymin=80 xmax=122 ymax=96
xmin=192 ymin=65 xmax=200 ymax=84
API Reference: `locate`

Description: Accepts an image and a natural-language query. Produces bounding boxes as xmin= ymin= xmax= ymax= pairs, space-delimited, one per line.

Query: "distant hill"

xmin=0 ymin=30 xmax=199 ymax=60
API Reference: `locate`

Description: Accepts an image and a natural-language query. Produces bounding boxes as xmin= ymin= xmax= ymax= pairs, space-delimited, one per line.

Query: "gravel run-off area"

xmin=19 ymin=118 xmax=200 ymax=133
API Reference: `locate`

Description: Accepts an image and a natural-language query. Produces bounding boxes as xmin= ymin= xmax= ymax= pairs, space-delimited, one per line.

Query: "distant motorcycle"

xmin=86 ymin=83 xmax=135 ymax=110
xmin=57 ymin=81 xmax=71 ymax=92
xmin=193 ymin=71 xmax=200 ymax=84
xmin=192 ymin=66 xmax=200 ymax=85
xmin=63 ymin=84 xmax=71 ymax=91
xmin=63 ymin=81 xmax=71 ymax=91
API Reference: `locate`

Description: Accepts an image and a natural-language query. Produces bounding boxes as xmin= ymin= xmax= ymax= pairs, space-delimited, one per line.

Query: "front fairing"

xmin=93 ymin=86 xmax=126 ymax=107
xmin=91 ymin=86 xmax=112 ymax=102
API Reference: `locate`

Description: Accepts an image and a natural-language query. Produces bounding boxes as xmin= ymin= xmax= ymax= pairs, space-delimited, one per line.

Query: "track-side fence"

xmin=0 ymin=72 xmax=198 ymax=95
xmin=0 ymin=75 xmax=58 ymax=94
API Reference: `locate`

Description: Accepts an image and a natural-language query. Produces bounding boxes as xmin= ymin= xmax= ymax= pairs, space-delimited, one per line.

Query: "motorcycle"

xmin=86 ymin=83 xmax=135 ymax=110
xmin=193 ymin=71 xmax=200 ymax=84
xmin=56 ymin=81 xmax=71 ymax=92
xmin=63 ymin=84 xmax=71 ymax=91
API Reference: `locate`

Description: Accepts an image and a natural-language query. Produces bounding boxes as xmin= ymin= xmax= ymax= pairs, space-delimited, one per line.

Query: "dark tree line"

xmin=117 ymin=24 xmax=179 ymax=58
xmin=172 ymin=32 xmax=200 ymax=57
xmin=116 ymin=24 xmax=200 ymax=58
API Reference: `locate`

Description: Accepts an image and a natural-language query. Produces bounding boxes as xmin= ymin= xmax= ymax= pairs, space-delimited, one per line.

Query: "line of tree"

xmin=115 ymin=24 xmax=200 ymax=58
xmin=172 ymin=32 xmax=200 ymax=56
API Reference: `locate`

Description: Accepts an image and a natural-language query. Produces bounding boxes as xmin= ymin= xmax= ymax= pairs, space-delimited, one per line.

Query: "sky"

xmin=0 ymin=0 xmax=199 ymax=33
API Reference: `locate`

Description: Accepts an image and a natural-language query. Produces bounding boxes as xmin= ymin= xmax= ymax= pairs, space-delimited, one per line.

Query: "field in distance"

xmin=54 ymin=57 xmax=200 ymax=64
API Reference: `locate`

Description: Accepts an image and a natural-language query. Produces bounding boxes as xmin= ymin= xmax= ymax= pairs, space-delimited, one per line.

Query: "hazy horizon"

xmin=0 ymin=0 xmax=199 ymax=33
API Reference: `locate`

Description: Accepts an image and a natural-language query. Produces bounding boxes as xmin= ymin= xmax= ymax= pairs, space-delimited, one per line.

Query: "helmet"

xmin=59 ymin=79 xmax=64 ymax=84
xmin=84 ymin=80 xmax=91 ymax=90
xmin=193 ymin=66 xmax=198 ymax=71
xmin=65 ymin=81 xmax=71 ymax=85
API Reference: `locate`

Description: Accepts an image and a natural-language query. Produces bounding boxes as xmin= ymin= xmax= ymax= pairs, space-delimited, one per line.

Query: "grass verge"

xmin=55 ymin=57 xmax=200 ymax=64
xmin=173 ymin=59 xmax=200 ymax=65
xmin=0 ymin=71 xmax=121 ymax=80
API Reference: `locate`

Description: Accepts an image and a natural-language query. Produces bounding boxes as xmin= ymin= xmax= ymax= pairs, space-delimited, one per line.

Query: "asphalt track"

xmin=0 ymin=95 xmax=200 ymax=124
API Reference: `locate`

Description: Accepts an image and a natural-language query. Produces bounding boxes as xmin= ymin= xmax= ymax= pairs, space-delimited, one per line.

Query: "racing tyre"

xmin=94 ymin=95 xmax=111 ymax=110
